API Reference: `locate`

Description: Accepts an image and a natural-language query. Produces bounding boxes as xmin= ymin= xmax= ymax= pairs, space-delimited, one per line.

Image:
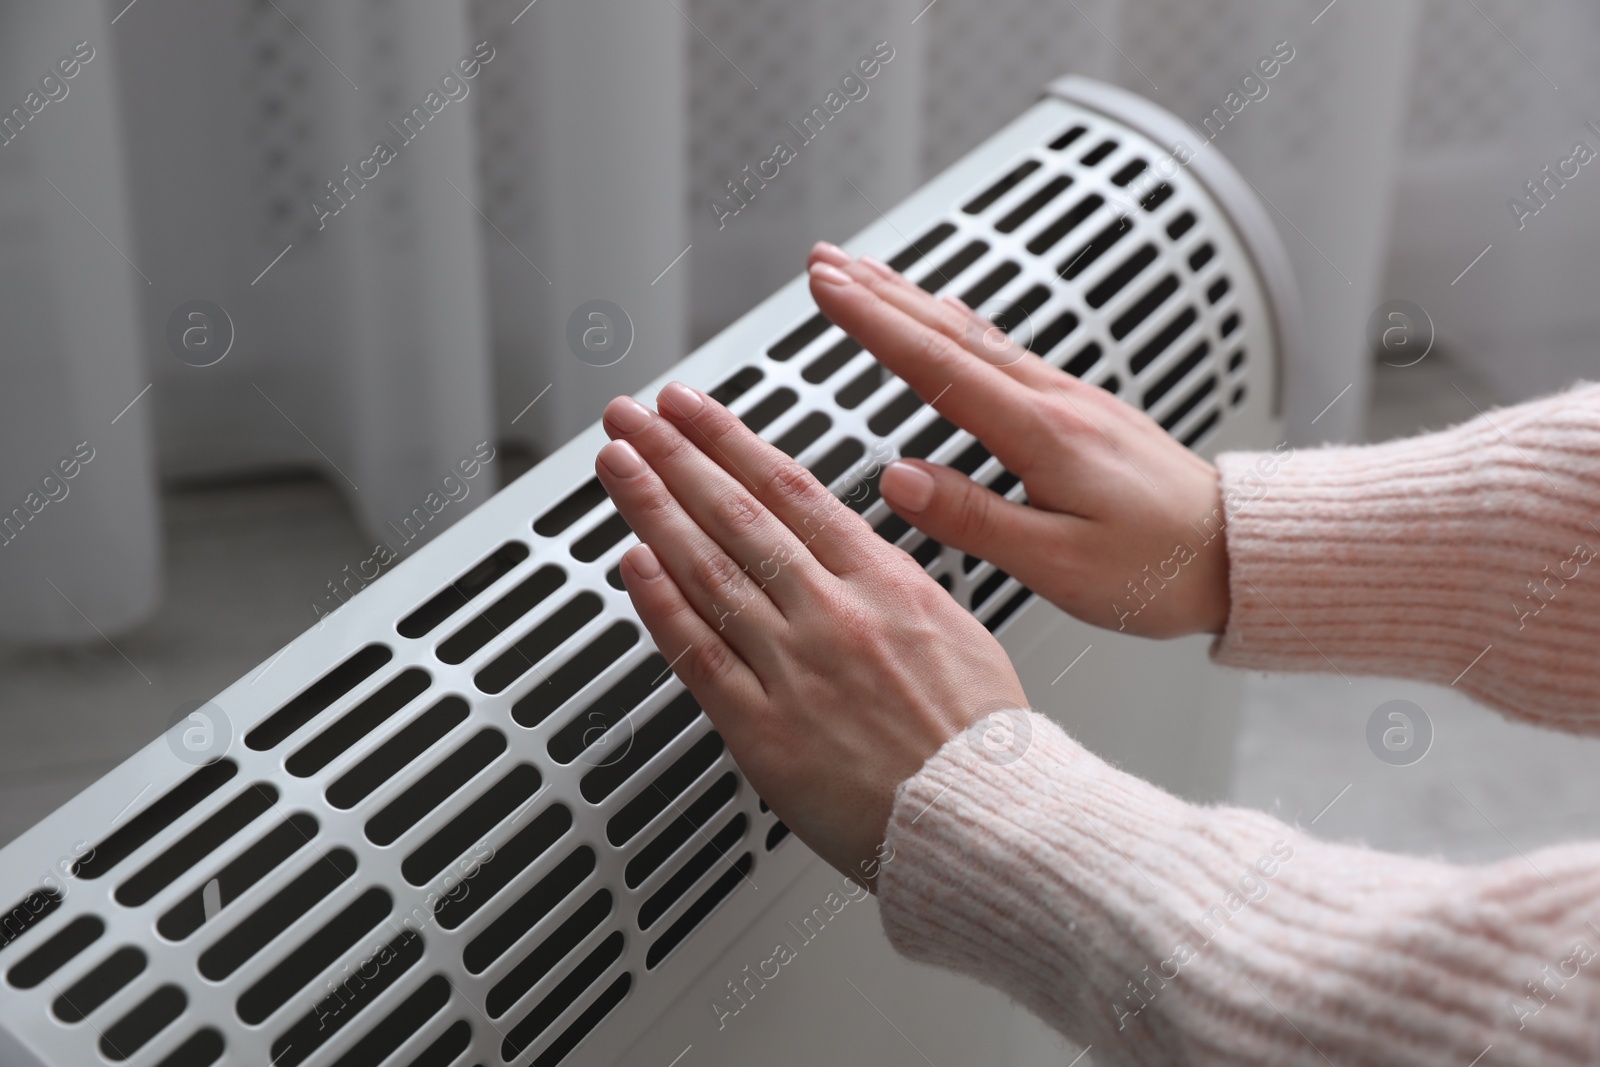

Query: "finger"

xmin=807 ymin=260 xmax=1053 ymax=481
xmin=653 ymin=380 xmax=883 ymax=578
xmin=595 ymin=438 xmax=785 ymax=671
xmin=617 ymin=542 xmax=766 ymax=726
xmin=879 ymin=458 xmax=1074 ymax=579
xmin=842 ymin=248 xmax=1064 ymax=393
xmin=601 ymin=394 xmax=824 ymax=613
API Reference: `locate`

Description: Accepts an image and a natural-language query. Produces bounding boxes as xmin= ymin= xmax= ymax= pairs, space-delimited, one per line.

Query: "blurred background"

xmin=2 ymin=0 xmax=1598 ymax=974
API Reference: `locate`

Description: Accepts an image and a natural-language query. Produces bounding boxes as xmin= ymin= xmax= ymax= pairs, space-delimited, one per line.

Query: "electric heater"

xmin=0 ymin=76 xmax=1296 ymax=1067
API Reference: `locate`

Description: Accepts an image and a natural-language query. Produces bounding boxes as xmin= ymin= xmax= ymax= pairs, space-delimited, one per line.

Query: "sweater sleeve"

xmin=878 ymin=710 xmax=1600 ymax=1067
xmin=1210 ymin=380 xmax=1600 ymax=733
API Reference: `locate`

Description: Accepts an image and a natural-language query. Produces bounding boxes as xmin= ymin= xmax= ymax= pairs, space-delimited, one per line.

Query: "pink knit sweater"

xmin=878 ymin=381 xmax=1600 ymax=1066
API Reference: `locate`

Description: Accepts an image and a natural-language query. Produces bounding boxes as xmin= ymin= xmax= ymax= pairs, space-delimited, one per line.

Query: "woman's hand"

xmin=806 ymin=241 xmax=1232 ymax=639
xmin=596 ymin=381 xmax=1028 ymax=887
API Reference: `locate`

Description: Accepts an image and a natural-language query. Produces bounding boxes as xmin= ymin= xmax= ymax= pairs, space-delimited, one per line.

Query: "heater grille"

xmin=0 ymin=78 xmax=1290 ymax=1067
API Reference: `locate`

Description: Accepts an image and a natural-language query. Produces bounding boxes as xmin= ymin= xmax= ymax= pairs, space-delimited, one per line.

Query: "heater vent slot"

xmin=501 ymin=931 xmax=627 ymax=1063
xmin=400 ymin=542 xmax=531 ymax=639
xmin=997 ymin=175 xmax=1074 ymax=234
xmin=580 ymin=692 xmax=703 ymax=804
xmin=890 ymin=222 xmax=958 ymax=270
xmin=534 ymin=480 xmax=609 ymax=538
xmin=963 ymin=160 xmax=1041 ymax=214
xmin=1080 ymin=138 xmax=1118 ymax=165
xmin=410 ymin=1018 xmax=472 ymax=1067
xmin=1161 ymin=375 xmax=1220 ymax=433
xmin=77 ymin=761 xmax=239 ymax=880
xmin=367 ymin=730 xmax=507 ymax=847
xmin=1089 ymin=245 xmax=1159 ymax=309
xmin=609 ymin=733 xmax=727 ymax=850
xmin=100 ymin=983 xmax=185 ymax=1061
xmin=766 ymin=314 xmax=830 ymax=363
xmin=0 ymin=889 xmax=61 ymax=955
xmin=248 ymin=645 xmax=393 ymax=751
xmin=435 ymin=803 xmax=572 ymax=932
xmin=269 ymin=930 xmax=422 ymax=1067
xmin=740 ymin=387 xmax=798 ymax=433
xmin=709 ymin=365 xmax=764 ymax=403
xmin=115 ymin=784 xmax=279 ymax=906
xmin=639 ymin=814 xmax=747 ymax=931
xmin=919 ymin=239 xmax=990 ymax=292
xmin=439 ymin=567 xmax=566 ymax=665
xmin=486 ymin=889 xmax=613 ymax=1019
xmin=157 ymin=812 xmax=320 ymax=942
xmin=1028 ymin=193 xmax=1105 ymax=254
xmin=463 ymin=846 xmax=596 ymax=976
xmin=1049 ymin=124 xmax=1088 ymax=150
xmin=548 ymin=653 xmax=670 ymax=766
xmin=622 ymin=769 xmax=738 ymax=880
xmin=993 ymin=283 xmax=1052 ymax=332
xmin=52 ymin=945 xmax=146 ymax=1022
xmin=151 ymin=1028 xmax=224 ymax=1067
xmin=403 ymin=763 xmax=541 ymax=887
xmin=809 ymin=437 xmax=866 ymax=487
xmin=7 ymin=915 xmax=103 ymax=989
xmin=475 ymin=592 xmax=605 ymax=694
xmin=802 ymin=338 xmax=863 ymax=384
xmin=288 ymin=669 xmax=431 ymax=776
xmin=327 ymin=696 xmax=470 ymax=809
xmin=1059 ymin=217 xmax=1133 ymax=280
xmin=197 ymin=846 xmax=358 ymax=981
xmin=333 ymin=974 xmax=452 ymax=1067
xmin=512 ymin=621 xmax=640 ymax=729
xmin=236 ymin=885 xmax=391 ymax=1025
xmin=646 ymin=852 xmax=754 ymax=969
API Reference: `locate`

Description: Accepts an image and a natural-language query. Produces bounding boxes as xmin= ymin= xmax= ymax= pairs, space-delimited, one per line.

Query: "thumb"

xmin=879 ymin=459 xmax=1062 ymax=568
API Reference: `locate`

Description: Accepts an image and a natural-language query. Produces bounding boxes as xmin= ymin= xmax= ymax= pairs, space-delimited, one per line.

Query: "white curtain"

xmin=9 ymin=0 xmax=1593 ymax=644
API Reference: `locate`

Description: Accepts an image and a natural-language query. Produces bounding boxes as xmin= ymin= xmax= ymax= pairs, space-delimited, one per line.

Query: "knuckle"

xmin=915 ymin=324 xmax=962 ymax=368
xmin=700 ymin=402 xmax=746 ymax=443
xmin=630 ymin=477 xmax=678 ymax=524
xmin=954 ymin=484 xmax=999 ymax=543
xmin=686 ymin=637 xmax=734 ymax=685
xmin=1044 ymin=395 xmax=1094 ymax=445
xmin=763 ymin=458 xmax=825 ymax=512
xmin=710 ymin=489 xmax=764 ymax=539
xmin=691 ymin=548 xmax=749 ymax=603
xmin=650 ymin=423 xmax=697 ymax=466
xmin=825 ymin=586 xmax=878 ymax=644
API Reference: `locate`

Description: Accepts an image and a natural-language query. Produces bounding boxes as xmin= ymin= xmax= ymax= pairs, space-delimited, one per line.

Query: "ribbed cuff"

xmin=1211 ymin=382 xmax=1600 ymax=731
xmin=879 ymin=709 xmax=1600 ymax=1066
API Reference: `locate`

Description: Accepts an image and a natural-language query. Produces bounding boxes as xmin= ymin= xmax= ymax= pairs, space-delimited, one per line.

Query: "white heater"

xmin=0 ymin=76 xmax=1294 ymax=1067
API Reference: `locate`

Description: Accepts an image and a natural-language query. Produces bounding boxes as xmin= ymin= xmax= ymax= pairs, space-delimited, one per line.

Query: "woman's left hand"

xmin=595 ymin=380 xmax=1028 ymax=887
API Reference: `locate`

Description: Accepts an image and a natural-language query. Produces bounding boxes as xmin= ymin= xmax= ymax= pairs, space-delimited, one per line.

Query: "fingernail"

xmin=812 ymin=240 xmax=851 ymax=267
xmin=881 ymin=461 xmax=936 ymax=513
xmin=625 ymin=543 xmax=663 ymax=579
xmin=659 ymin=381 xmax=704 ymax=419
xmin=942 ymin=294 xmax=973 ymax=314
xmin=598 ymin=439 xmax=647 ymax=478
xmin=860 ymin=255 xmax=897 ymax=279
xmin=809 ymin=261 xmax=854 ymax=287
xmin=605 ymin=396 xmax=653 ymax=434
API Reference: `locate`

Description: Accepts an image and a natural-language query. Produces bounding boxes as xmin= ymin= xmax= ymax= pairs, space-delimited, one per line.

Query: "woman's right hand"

xmin=806 ymin=241 xmax=1236 ymax=639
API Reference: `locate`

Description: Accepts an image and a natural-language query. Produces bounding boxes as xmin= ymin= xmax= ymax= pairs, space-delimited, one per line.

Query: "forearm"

xmin=1211 ymin=381 xmax=1600 ymax=732
xmin=878 ymin=710 xmax=1600 ymax=1066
